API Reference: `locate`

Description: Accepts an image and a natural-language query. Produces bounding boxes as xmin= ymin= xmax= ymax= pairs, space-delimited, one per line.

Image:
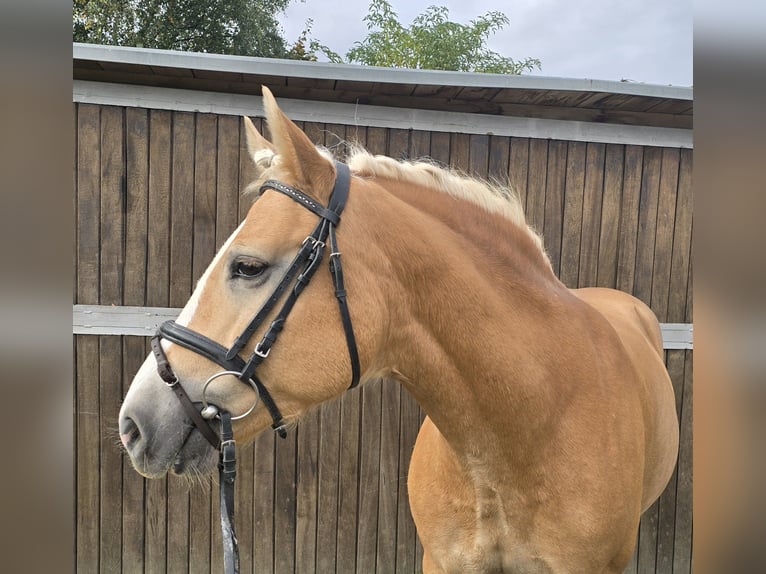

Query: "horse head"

xmin=118 ymin=88 xmax=385 ymax=478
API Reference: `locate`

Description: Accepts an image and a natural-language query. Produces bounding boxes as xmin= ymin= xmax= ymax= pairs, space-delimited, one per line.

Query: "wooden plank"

xmin=559 ymin=141 xmax=586 ymax=287
xmin=685 ymin=238 xmax=693 ymax=323
xmin=636 ymin=499 xmax=660 ymax=573
xmin=468 ymin=134 xmax=490 ymax=179
xmin=192 ymin=113 xmax=218 ymax=282
xmin=396 ymin=388 xmax=420 ymax=574
xmin=377 ymin=378 xmax=402 ymax=572
xmin=316 ymin=400 xmax=341 ymax=573
xmin=99 ymin=334 xmax=124 ymax=573
xmin=336 ymin=388 xmax=363 ymax=572
xmin=389 ymin=128 xmax=410 ymax=160
xmin=650 ymin=148 xmax=681 ymax=322
xmin=596 ymin=144 xmax=625 ymax=288
xmin=508 ymin=138 xmax=530 ymax=218
xmin=76 ymin=104 xmax=101 ymax=306
xmin=98 ymin=107 xmax=125 ymax=305
xmin=99 ymin=105 xmax=125 ymax=573
xmin=525 ymin=139 xmax=548 ymax=238
xmin=615 ymin=146 xmax=644 ymax=293
xmin=449 ymin=133 xmax=470 ymax=173
xmin=76 ymin=335 xmax=101 ymax=572
xmin=253 ymin=432 xmax=276 ymax=572
xmin=543 ymin=140 xmax=567 ymax=276
xmin=632 ymin=147 xmax=662 ymax=304
xmin=169 ymin=111 xmax=196 ymax=304
xmin=366 ymin=127 xmax=389 ymax=156
xmin=456 ymin=86 xmax=502 ymax=102
xmin=673 ymin=350 xmax=693 ymax=573
xmin=147 ymin=110 xmax=172 ymax=306
xmin=410 ymin=84 xmax=462 ymax=99
xmin=655 ymin=350 xmax=684 ymax=572
xmin=667 ymin=149 xmax=692 ymax=323
xmin=274 ymin=432 xmax=297 ymax=574
xmin=578 ymin=142 xmax=606 ymax=287
xmin=73 ymin=102 xmax=79 ymax=302
xmin=428 ymin=131 xmax=450 ymax=167
xmin=125 ymin=108 xmax=149 ymax=307
xmin=216 ymin=114 xmax=241 ymax=246
xmin=409 ymin=129 xmax=431 ymax=161
xmin=624 ymin=544 xmax=638 ymax=573
xmin=487 ymin=136 xmax=510 ymax=187
xmin=295 ymin=409 xmax=320 ymax=573
xmin=76 ymin=103 xmax=101 ymax=572
xmin=356 ymin=378 xmax=383 ymax=573
xmin=643 ymin=98 xmax=694 ymax=115
xmin=187 ymin=485 xmax=212 ymax=574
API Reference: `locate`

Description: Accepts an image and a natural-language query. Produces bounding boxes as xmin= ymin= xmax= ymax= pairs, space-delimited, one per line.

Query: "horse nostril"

xmin=119 ymin=417 xmax=141 ymax=449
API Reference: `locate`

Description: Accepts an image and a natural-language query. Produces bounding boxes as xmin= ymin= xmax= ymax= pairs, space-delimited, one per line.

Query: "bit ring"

xmin=201 ymin=370 xmax=260 ymax=421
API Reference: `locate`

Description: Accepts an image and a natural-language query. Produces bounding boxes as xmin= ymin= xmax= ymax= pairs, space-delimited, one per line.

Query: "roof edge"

xmin=73 ymin=43 xmax=693 ymax=101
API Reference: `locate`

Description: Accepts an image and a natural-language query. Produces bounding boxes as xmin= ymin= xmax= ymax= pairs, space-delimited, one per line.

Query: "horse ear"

xmin=242 ymin=116 xmax=276 ymax=177
xmin=261 ymin=86 xmax=336 ymax=203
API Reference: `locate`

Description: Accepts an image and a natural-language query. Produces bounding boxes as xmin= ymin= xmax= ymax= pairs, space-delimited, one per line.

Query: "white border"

xmin=73 ymin=80 xmax=692 ymax=149
xmin=72 ymin=305 xmax=693 ymax=349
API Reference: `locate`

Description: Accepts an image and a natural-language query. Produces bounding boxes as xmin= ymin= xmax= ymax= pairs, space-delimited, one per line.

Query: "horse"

xmin=119 ymin=87 xmax=679 ymax=573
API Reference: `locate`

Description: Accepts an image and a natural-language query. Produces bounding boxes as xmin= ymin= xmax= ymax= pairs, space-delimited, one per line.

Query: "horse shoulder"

xmin=569 ymin=287 xmax=679 ymax=510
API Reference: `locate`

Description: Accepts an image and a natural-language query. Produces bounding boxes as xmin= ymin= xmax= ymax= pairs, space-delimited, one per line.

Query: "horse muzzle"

xmin=119 ymin=365 xmax=220 ymax=478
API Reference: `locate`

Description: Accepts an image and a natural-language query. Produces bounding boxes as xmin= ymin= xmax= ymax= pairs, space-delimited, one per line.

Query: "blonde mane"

xmin=345 ymin=147 xmax=548 ymax=261
xmin=244 ymin=144 xmax=548 ymax=263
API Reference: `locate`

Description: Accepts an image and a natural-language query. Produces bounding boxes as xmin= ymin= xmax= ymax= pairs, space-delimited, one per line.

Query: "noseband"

xmin=149 ymin=162 xmax=359 ymax=574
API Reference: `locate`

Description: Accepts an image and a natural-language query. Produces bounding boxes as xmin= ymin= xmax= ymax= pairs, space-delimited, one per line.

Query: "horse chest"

xmin=439 ymin=531 xmax=556 ymax=574
xmin=436 ymin=493 xmax=557 ymax=573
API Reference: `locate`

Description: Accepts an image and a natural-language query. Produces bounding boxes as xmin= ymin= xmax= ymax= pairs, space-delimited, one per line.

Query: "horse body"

xmin=354 ymin=177 xmax=678 ymax=572
xmin=119 ymin=88 xmax=678 ymax=573
xmin=404 ymin=288 xmax=677 ymax=573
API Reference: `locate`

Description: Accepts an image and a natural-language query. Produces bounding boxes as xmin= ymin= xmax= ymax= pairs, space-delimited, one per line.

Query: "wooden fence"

xmin=74 ymin=102 xmax=692 ymax=573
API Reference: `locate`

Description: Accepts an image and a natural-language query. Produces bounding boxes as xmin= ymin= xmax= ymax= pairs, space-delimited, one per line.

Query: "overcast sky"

xmin=278 ymin=0 xmax=692 ymax=86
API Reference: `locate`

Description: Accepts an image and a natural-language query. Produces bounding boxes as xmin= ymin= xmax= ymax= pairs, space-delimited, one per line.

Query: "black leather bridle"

xmin=149 ymin=162 xmax=360 ymax=574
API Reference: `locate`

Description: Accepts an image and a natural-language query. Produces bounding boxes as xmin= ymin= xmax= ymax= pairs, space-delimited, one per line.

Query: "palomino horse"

xmin=119 ymin=87 xmax=679 ymax=573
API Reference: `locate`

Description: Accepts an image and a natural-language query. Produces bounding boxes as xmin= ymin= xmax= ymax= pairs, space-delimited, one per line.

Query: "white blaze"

xmin=162 ymin=220 xmax=246 ymax=351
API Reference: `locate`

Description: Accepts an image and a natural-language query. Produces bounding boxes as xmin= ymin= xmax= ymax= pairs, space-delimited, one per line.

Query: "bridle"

xmin=149 ymin=162 xmax=360 ymax=574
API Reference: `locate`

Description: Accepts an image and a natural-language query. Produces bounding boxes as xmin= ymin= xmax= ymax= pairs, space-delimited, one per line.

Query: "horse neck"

xmin=365 ymin=178 xmax=576 ymax=466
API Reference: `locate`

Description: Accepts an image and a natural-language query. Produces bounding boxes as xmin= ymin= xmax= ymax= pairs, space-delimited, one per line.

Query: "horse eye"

xmin=233 ymin=260 xmax=267 ymax=279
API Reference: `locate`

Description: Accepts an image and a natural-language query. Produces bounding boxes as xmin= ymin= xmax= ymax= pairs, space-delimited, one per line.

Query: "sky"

xmin=278 ymin=0 xmax=693 ymax=87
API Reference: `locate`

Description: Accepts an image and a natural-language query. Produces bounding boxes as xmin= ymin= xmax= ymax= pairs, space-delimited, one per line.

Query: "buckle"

xmin=220 ymin=439 xmax=236 ymax=451
xmin=220 ymin=439 xmax=236 ymax=462
xmin=163 ymin=375 xmax=179 ymax=387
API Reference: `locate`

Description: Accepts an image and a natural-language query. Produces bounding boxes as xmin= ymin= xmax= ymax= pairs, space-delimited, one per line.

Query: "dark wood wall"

xmin=74 ymin=103 xmax=692 ymax=573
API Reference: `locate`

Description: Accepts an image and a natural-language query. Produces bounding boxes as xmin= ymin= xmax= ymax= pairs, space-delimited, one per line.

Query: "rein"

xmin=150 ymin=162 xmax=359 ymax=574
